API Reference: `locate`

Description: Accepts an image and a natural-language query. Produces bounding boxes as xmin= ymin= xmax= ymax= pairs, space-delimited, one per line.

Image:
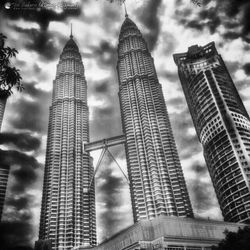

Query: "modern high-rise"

xmin=0 ymin=97 xmax=7 ymax=130
xmin=38 ymin=33 xmax=96 ymax=250
xmin=174 ymin=42 xmax=250 ymax=223
xmin=0 ymin=164 xmax=9 ymax=221
xmin=117 ymin=15 xmax=193 ymax=222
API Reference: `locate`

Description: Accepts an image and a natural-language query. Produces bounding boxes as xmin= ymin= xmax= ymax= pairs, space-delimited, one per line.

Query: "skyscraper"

xmin=174 ymin=42 xmax=250 ymax=223
xmin=117 ymin=16 xmax=193 ymax=222
xmin=0 ymin=164 xmax=9 ymax=221
xmin=0 ymin=97 xmax=7 ymax=131
xmin=38 ymin=33 xmax=96 ymax=250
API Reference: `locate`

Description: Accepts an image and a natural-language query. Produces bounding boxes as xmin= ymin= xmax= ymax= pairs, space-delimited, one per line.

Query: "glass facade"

xmin=117 ymin=17 xmax=193 ymax=222
xmin=0 ymin=164 xmax=9 ymax=220
xmin=74 ymin=215 xmax=243 ymax=250
xmin=0 ymin=97 xmax=7 ymax=130
xmin=174 ymin=42 xmax=250 ymax=223
xmin=38 ymin=36 xmax=96 ymax=249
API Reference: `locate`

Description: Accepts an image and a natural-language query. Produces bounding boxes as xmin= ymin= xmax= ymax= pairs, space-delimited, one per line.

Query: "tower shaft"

xmin=174 ymin=42 xmax=250 ymax=223
xmin=38 ymin=37 xmax=96 ymax=250
xmin=0 ymin=164 xmax=9 ymax=221
xmin=117 ymin=17 xmax=193 ymax=222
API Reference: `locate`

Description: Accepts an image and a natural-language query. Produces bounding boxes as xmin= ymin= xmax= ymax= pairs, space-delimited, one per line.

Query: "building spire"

xmin=70 ymin=23 xmax=73 ymax=39
xmin=123 ymin=0 xmax=128 ymax=18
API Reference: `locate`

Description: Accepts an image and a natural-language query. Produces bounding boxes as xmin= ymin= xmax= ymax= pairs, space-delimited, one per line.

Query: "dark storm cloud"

xmin=187 ymin=163 xmax=218 ymax=213
xmin=9 ymin=82 xmax=51 ymax=133
xmin=170 ymin=108 xmax=202 ymax=159
xmin=86 ymin=4 xmax=122 ymax=141
xmin=175 ymin=7 xmax=192 ymax=18
xmin=1 ymin=193 xmax=39 ymax=249
xmin=89 ymin=78 xmax=122 ymax=141
xmin=4 ymin=196 xmax=34 ymax=226
xmin=198 ymin=8 xmax=221 ymax=33
xmin=99 ymin=1 xmax=121 ymax=34
xmin=0 ymin=221 xmax=34 ymax=249
xmin=0 ymin=149 xmax=40 ymax=247
xmin=242 ymin=3 xmax=250 ymax=36
xmin=12 ymin=25 xmax=63 ymax=61
xmin=25 ymin=30 xmax=60 ymax=61
xmin=0 ymin=149 xmax=40 ymax=193
xmin=235 ymin=80 xmax=249 ymax=93
xmin=0 ymin=147 xmax=40 ymax=249
xmin=190 ymin=0 xmax=202 ymax=6
xmin=225 ymin=61 xmax=240 ymax=76
xmin=191 ymin=163 xmax=207 ymax=175
xmin=0 ymin=132 xmax=41 ymax=151
xmin=186 ymin=20 xmax=203 ymax=31
xmin=243 ymin=63 xmax=250 ymax=75
xmin=179 ymin=6 xmax=221 ymax=34
xmin=10 ymin=98 xmax=47 ymax=132
xmin=15 ymin=59 xmax=27 ymax=68
xmin=92 ymin=41 xmax=117 ymax=69
xmin=95 ymin=81 xmax=109 ymax=93
xmin=0 ymin=149 xmax=40 ymax=170
xmin=90 ymin=103 xmax=122 ymax=140
xmin=137 ymin=0 xmax=162 ymax=51
xmin=167 ymin=96 xmax=185 ymax=109
xmin=6 ymin=195 xmax=32 ymax=210
xmin=97 ymin=165 xmax=125 ymax=240
xmin=223 ymin=31 xmax=241 ymax=40
xmin=188 ymin=178 xmax=216 ymax=211
xmin=10 ymin=100 xmax=46 ymax=132
xmin=104 ymin=0 xmax=123 ymax=3
xmin=33 ymin=63 xmax=42 ymax=74
xmin=160 ymin=32 xmax=178 ymax=56
xmin=177 ymin=0 xmax=250 ymax=42
xmin=97 ymin=105 xmax=114 ymax=116
xmin=224 ymin=61 xmax=249 ymax=92
xmin=160 ymin=70 xmax=179 ymax=83
xmin=23 ymin=81 xmax=51 ymax=99
xmin=2 ymin=0 xmax=81 ymax=30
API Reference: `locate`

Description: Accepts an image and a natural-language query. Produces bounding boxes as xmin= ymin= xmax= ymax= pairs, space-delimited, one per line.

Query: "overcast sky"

xmin=1 ymin=0 xmax=250 ymax=248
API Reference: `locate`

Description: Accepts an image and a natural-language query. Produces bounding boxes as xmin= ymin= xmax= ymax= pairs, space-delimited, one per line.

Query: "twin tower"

xmin=37 ymin=15 xmax=250 ymax=250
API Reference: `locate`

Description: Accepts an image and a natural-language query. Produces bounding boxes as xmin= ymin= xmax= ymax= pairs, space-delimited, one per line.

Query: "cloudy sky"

xmin=1 ymin=0 xmax=250 ymax=248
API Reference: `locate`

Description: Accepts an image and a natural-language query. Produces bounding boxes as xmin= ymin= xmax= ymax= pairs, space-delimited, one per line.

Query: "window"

xmin=186 ymin=247 xmax=202 ymax=250
xmin=167 ymin=246 xmax=184 ymax=250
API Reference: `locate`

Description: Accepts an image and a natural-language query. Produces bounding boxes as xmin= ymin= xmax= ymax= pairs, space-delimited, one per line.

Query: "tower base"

xmin=74 ymin=215 xmax=247 ymax=250
xmin=34 ymin=239 xmax=52 ymax=250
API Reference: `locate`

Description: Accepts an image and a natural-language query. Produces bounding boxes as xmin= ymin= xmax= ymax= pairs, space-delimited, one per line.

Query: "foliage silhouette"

xmin=212 ymin=227 xmax=250 ymax=250
xmin=0 ymin=33 xmax=23 ymax=98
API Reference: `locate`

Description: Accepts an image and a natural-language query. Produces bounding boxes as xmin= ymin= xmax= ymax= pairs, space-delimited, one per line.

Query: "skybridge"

xmin=83 ymin=134 xmax=129 ymax=192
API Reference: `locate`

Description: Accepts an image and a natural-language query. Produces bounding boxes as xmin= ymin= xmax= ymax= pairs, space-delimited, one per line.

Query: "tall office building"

xmin=38 ymin=33 xmax=96 ymax=250
xmin=0 ymin=97 xmax=7 ymax=130
xmin=174 ymin=42 xmax=250 ymax=223
xmin=117 ymin=15 xmax=193 ymax=222
xmin=0 ymin=164 xmax=9 ymax=221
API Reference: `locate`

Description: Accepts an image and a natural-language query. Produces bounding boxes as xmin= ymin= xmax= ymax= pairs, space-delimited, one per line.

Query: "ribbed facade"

xmin=38 ymin=36 xmax=96 ymax=249
xmin=117 ymin=17 xmax=193 ymax=222
xmin=174 ymin=42 xmax=250 ymax=223
xmin=0 ymin=97 xmax=7 ymax=130
xmin=0 ymin=164 xmax=9 ymax=221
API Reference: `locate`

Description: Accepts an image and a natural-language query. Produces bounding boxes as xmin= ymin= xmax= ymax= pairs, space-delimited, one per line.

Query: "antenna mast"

xmin=123 ymin=0 xmax=128 ymax=17
xmin=70 ymin=23 xmax=73 ymax=38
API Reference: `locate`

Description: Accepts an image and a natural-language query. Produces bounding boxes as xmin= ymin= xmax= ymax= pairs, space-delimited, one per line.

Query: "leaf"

xmin=0 ymin=33 xmax=23 ymax=96
xmin=191 ymin=0 xmax=202 ymax=7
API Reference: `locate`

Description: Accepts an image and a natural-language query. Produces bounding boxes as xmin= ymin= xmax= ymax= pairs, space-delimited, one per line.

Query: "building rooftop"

xmin=74 ymin=215 xmax=247 ymax=250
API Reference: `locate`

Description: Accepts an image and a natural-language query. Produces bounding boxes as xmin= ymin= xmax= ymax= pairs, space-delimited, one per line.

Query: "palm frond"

xmin=0 ymin=33 xmax=23 ymax=97
xmin=191 ymin=0 xmax=202 ymax=7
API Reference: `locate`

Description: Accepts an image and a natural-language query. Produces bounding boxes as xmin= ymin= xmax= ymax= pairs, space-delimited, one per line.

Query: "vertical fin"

xmin=70 ymin=23 xmax=73 ymax=38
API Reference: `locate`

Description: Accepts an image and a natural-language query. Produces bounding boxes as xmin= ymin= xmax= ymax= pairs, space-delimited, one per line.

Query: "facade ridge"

xmin=117 ymin=14 xmax=193 ymax=222
xmin=37 ymin=35 xmax=96 ymax=250
xmin=174 ymin=41 xmax=250 ymax=224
